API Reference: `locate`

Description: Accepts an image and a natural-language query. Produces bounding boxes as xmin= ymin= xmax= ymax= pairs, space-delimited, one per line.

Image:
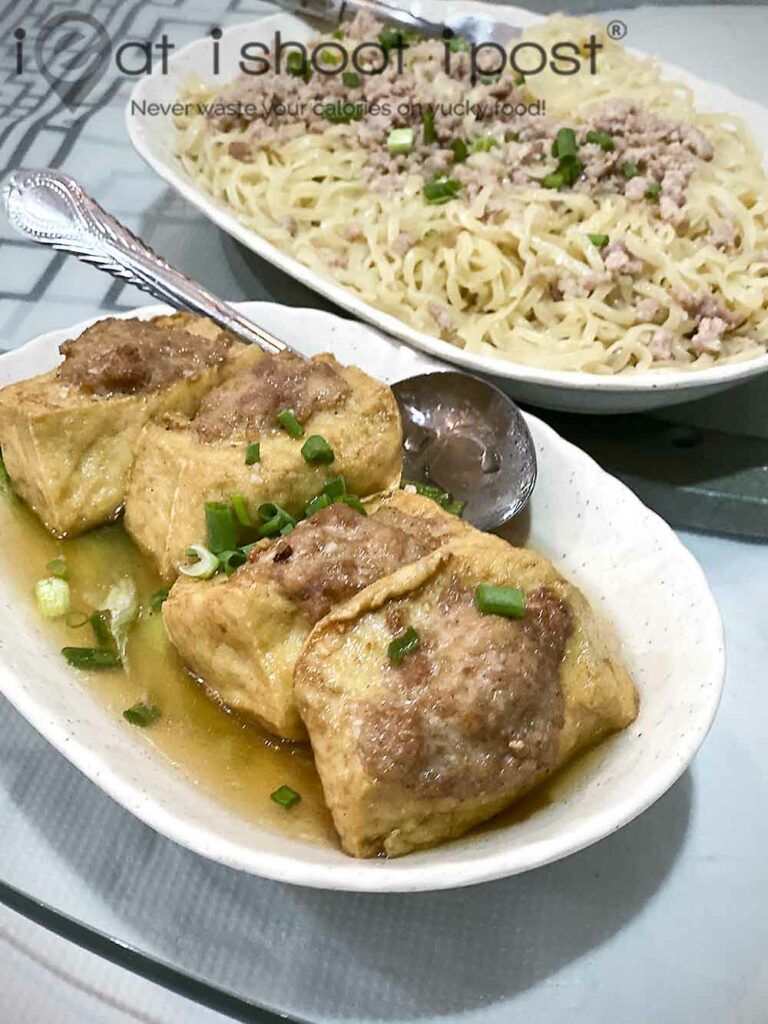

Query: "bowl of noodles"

xmin=127 ymin=4 xmax=768 ymax=412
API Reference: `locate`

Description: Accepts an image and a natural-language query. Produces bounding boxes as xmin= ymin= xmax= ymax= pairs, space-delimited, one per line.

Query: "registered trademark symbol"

xmin=607 ymin=19 xmax=628 ymax=40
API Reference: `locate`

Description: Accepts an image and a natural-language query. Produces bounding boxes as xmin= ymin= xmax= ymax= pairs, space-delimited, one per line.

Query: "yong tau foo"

xmin=0 ymin=313 xmax=246 ymax=536
xmin=0 ymin=311 xmax=639 ymax=858
xmin=124 ymin=348 xmax=403 ymax=580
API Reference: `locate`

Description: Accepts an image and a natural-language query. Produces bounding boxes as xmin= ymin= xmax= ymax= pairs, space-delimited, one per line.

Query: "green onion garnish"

xmin=474 ymin=584 xmax=526 ymax=618
xmin=205 ymin=500 xmax=238 ymax=553
xmin=645 ymin=181 xmax=661 ymax=198
xmin=276 ymin=408 xmax=305 ymax=438
xmin=378 ymin=26 xmax=421 ymax=51
xmin=301 ymin=434 xmax=335 ymax=464
xmin=304 ymin=493 xmax=332 ymax=518
xmin=588 ymin=233 xmax=609 ymax=247
xmin=401 ymin=479 xmax=465 ymax=516
xmin=62 ymin=647 xmax=122 ymax=670
xmin=514 ymin=72 xmax=526 ymax=85
xmin=322 ymin=475 xmax=346 ymax=499
xmin=622 ymin=161 xmax=640 ymax=179
xmin=387 ymin=127 xmax=414 ymax=155
xmin=542 ymin=170 xmax=564 ymax=190
xmin=258 ymin=502 xmax=296 ymax=537
xmin=323 ymin=102 xmax=364 ymax=124
xmin=342 ymin=70 xmax=360 ymax=88
xmin=0 ymin=450 xmax=10 ymax=496
xmin=150 ymin=588 xmax=169 ymax=613
xmin=231 ymin=493 xmax=253 ymax=527
xmin=585 ymin=130 xmax=614 ymax=151
xmin=423 ymin=109 xmax=436 ymax=144
xmin=218 ymin=549 xmax=248 ymax=575
xmin=450 ymin=138 xmax=469 ymax=164
xmin=286 ymin=51 xmax=311 ymax=82
xmin=178 ymin=544 xmax=220 ymax=579
xmin=245 ymin=442 xmax=260 ymax=465
xmin=423 ymin=177 xmax=462 ymax=204
xmin=472 ymin=136 xmax=499 ymax=153
xmin=553 ymin=127 xmax=577 ymax=159
xmin=35 ymin=577 xmax=70 ymax=620
xmin=123 ymin=702 xmax=161 ymax=727
xmin=447 ymin=36 xmax=470 ymax=52
xmin=319 ymin=48 xmax=341 ymax=65
xmin=271 ymin=785 xmax=301 ymax=809
xmin=338 ymin=493 xmax=366 ymax=515
xmin=89 ymin=610 xmax=113 ymax=648
xmin=46 ymin=557 xmax=68 ymax=580
xmin=332 ymin=28 xmax=344 ymax=39
xmin=388 ymin=626 xmax=421 ymax=664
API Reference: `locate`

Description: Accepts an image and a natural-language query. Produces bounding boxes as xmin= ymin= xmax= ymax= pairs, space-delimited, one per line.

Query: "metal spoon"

xmin=2 ymin=169 xmax=536 ymax=530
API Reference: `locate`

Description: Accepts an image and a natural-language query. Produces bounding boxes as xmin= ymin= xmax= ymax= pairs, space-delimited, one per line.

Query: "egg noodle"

xmin=173 ymin=15 xmax=768 ymax=373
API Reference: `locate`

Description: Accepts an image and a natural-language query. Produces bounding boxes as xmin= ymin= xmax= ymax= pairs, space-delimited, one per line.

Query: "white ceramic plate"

xmin=0 ymin=302 xmax=724 ymax=891
xmin=126 ymin=2 xmax=768 ymax=414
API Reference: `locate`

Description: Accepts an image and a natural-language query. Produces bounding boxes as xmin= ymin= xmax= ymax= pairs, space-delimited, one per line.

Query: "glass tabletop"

xmin=1 ymin=2 xmax=767 ymax=1022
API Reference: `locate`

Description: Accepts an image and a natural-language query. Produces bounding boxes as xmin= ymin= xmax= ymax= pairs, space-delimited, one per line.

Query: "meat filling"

xmin=357 ymin=583 xmax=573 ymax=799
xmin=247 ymin=503 xmax=439 ymax=624
xmin=193 ymin=352 xmax=349 ymax=441
xmin=57 ymin=318 xmax=232 ymax=397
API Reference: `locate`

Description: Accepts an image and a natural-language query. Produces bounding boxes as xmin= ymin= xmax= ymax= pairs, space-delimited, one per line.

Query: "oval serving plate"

xmin=126 ymin=2 xmax=768 ymax=414
xmin=0 ymin=301 xmax=724 ymax=891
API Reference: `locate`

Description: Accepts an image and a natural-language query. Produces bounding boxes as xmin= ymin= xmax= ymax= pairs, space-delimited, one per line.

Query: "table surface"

xmin=1 ymin=3 xmax=767 ymax=1023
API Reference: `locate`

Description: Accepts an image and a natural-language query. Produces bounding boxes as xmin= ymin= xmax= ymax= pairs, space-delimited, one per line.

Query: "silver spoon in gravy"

xmin=3 ymin=169 xmax=536 ymax=531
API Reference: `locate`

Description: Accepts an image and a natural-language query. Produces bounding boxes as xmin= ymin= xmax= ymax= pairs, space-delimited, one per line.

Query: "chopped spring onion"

xmin=514 ymin=72 xmax=526 ymax=85
xmin=422 ymin=109 xmax=436 ymax=144
xmin=342 ymin=70 xmax=360 ymax=88
xmin=388 ymin=626 xmax=421 ymax=664
xmin=323 ymin=102 xmax=364 ymax=124
xmin=622 ymin=161 xmax=640 ymax=179
xmin=35 ymin=577 xmax=70 ymax=620
xmin=245 ymin=442 xmax=260 ymax=465
xmin=270 ymin=785 xmax=301 ymax=809
xmin=150 ymin=588 xmax=169 ymax=613
xmin=475 ymin=584 xmax=526 ymax=618
xmin=645 ymin=181 xmax=661 ymax=198
xmin=62 ymin=647 xmax=122 ymax=670
xmin=542 ymin=170 xmax=564 ymax=190
xmin=378 ymin=26 xmax=421 ymax=51
xmin=99 ymin=577 xmax=138 ymax=660
xmin=123 ymin=702 xmax=161 ymax=727
xmin=276 ymin=408 xmax=305 ymax=438
xmin=178 ymin=544 xmax=220 ymax=579
xmin=450 ymin=138 xmax=469 ymax=164
xmin=218 ymin=548 xmax=248 ymax=575
xmin=65 ymin=610 xmax=89 ymax=629
xmin=286 ymin=52 xmax=311 ymax=82
xmin=401 ymin=479 xmax=465 ymax=517
xmin=89 ymin=610 xmax=113 ymax=648
xmin=258 ymin=502 xmax=296 ymax=537
xmin=447 ymin=36 xmax=470 ymax=52
xmin=338 ymin=493 xmax=366 ymax=515
xmin=304 ymin=493 xmax=332 ymax=518
xmin=322 ymin=475 xmax=346 ymax=499
xmin=332 ymin=28 xmax=344 ymax=39
xmin=46 ymin=557 xmax=68 ymax=580
xmin=231 ymin=493 xmax=253 ymax=527
xmin=387 ymin=127 xmax=414 ymax=155
xmin=319 ymin=48 xmax=341 ymax=65
xmin=553 ymin=127 xmax=577 ymax=159
xmin=472 ymin=136 xmax=499 ymax=153
xmin=280 ymin=522 xmax=295 ymax=536
xmin=205 ymin=500 xmax=238 ymax=553
xmin=301 ymin=434 xmax=335 ymax=464
xmin=588 ymin=233 xmax=609 ymax=247
xmin=423 ymin=177 xmax=462 ymax=204
xmin=585 ymin=130 xmax=615 ymax=152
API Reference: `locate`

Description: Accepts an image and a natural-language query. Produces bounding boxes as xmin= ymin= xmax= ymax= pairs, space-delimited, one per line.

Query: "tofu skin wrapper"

xmin=125 ymin=352 xmax=403 ymax=580
xmin=0 ymin=313 xmax=246 ymax=537
xmin=294 ymin=533 xmax=639 ymax=858
xmin=162 ymin=491 xmax=471 ymax=740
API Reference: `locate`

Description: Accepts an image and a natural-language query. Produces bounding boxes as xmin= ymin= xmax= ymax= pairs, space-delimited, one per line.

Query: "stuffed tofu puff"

xmin=163 ymin=491 xmax=472 ymax=740
xmin=295 ymin=533 xmax=639 ymax=858
xmin=0 ymin=313 xmax=245 ymax=536
xmin=125 ymin=351 xmax=403 ymax=580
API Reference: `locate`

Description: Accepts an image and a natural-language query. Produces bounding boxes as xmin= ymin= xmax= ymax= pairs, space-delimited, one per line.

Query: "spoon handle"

xmin=2 ymin=169 xmax=290 ymax=356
